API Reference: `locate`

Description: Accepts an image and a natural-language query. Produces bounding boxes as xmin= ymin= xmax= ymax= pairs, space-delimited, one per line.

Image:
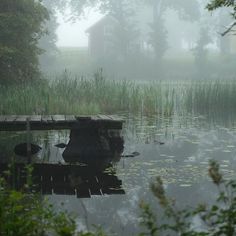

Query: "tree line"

xmin=0 ymin=0 xmax=235 ymax=83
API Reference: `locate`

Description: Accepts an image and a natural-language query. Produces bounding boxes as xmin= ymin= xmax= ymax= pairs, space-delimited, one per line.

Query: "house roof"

xmin=85 ymin=15 xmax=119 ymax=33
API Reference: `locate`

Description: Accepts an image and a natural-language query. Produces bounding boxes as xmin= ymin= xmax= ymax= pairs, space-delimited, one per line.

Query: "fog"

xmin=56 ymin=10 xmax=103 ymax=47
xmin=2 ymin=1 xmax=236 ymax=235
xmin=39 ymin=0 xmax=236 ymax=80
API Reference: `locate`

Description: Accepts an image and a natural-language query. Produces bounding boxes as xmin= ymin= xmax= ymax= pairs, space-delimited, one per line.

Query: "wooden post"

xmin=26 ymin=117 xmax=31 ymax=163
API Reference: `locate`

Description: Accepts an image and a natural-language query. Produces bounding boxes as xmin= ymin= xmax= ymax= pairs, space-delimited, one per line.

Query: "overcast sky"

xmin=56 ymin=10 xmax=103 ymax=47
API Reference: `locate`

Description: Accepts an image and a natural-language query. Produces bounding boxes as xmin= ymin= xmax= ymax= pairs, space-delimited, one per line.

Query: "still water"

xmin=1 ymin=113 xmax=236 ymax=235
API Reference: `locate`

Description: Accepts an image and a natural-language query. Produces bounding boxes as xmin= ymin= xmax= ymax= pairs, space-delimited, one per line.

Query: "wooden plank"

xmin=0 ymin=116 xmax=7 ymax=122
xmin=76 ymin=184 xmax=91 ymax=198
xmin=97 ymin=115 xmax=111 ymax=120
xmin=29 ymin=115 xmax=41 ymax=122
xmin=0 ymin=114 xmax=123 ymax=131
xmin=101 ymin=188 xmax=125 ymax=195
xmin=98 ymin=174 xmax=122 ymax=189
xmin=15 ymin=116 xmax=29 ymax=122
xmin=41 ymin=115 xmax=53 ymax=123
xmin=5 ymin=115 xmax=17 ymax=122
xmin=53 ymin=183 xmax=75 ymax=195
xmin=0 ymin=163 xmax=125 ymax=197
xmin=88 ymin=176 xmax=102 ymax=195
xmin=65 ymin=115 xmax=76 ymax=122
xmin=91 ymin=115 xmax=100 ymax=121
xmin=75 ymin=116 xmax=92 ymax=121
xmin=106 ymin=115 xmax=124 ymax=122
xmin=51 ymin=173 xmax=65 ymax=183
xmin=52 ymin=115 xmax=65 ymax=122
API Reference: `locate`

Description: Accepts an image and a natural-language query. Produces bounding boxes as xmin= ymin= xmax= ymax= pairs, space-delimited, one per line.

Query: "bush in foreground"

xmin=140 ymin=160 xmax=236 ymax=236
xmin=0 ymin=168 xmax=106 ymax=236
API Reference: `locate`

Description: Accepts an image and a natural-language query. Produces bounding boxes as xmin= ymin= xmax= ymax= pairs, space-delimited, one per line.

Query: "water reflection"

xmin=1 ymin=114 xmax=236 ymax=234
xmin=0 ymin=162 xmax=125 ymax=198
xmin=0 ymin=129 xmax=125 ymax=198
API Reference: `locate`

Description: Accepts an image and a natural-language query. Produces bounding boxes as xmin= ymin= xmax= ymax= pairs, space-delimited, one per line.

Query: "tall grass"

xmin=1 ymin=73 xmax=236 ymax=118
xmin=185 ymin=80 xmax=236 ymax=116
xmin=0 ymin=72 xmax=176 ymax=116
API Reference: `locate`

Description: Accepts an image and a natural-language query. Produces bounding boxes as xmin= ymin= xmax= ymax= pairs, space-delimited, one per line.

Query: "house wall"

xmin=88 ymin=24 xmax=105 ymax=58
xmin=229 ymin=32 xmax=236 ymax=54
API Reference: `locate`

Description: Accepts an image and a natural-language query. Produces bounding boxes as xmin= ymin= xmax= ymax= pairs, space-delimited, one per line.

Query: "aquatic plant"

xmin=0 ymin=71 xmax=176 ymax=116
xmin=185 ymin=80 xmax=236 ymax=117
xmin=1 ymin=72 xmax=236 ymax=119
xmin=140 ymin=160 xmax=236 ymax=236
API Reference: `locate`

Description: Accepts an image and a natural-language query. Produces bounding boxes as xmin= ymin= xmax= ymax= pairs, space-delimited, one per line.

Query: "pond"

xmin=1 ymin=113 xmax=236 ymax=235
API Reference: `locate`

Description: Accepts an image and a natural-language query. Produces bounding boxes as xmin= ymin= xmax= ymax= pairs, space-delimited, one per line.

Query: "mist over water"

xmin=34 ymin=1 xmax=236 ymax=232
xmin=1 ymin=113 xmax=236 ymax=234
xmin=40 ymin=0 xmax=236 ymax=80
xmin=2 ymin=0 xmax=236 ymax=234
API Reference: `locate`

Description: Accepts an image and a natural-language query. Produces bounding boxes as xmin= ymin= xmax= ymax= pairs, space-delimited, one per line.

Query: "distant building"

xmin=86 ymin=16 xmax=120 ymax=59
xmin=85 ymin=9 xmax=154 ymax=60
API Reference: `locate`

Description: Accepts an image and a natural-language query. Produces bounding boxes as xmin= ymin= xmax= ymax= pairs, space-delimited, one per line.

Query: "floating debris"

xmin=14 ymin=143 xmax=42 ymax=157
xmin=55 ymin=143 xmax=67 ymax=148
xmin=222 ymin=150 xmax=231 ymax=153
xmin=227 ymin=145 xmax=235 ymax=148
xmin=122 ymin=151 xmax=140 ymax=158
xmin=179 ymin=184 xmax=192 ymax=187
xmin=154 ymin=140 xmax=165 ymax=145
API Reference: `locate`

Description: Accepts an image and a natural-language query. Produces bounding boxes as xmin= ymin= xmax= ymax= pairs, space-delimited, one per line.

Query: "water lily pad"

xmin=179 ymin=184 xmax=192 ymax=187
xmin=222 ymin=150 xmax=231 ymax=153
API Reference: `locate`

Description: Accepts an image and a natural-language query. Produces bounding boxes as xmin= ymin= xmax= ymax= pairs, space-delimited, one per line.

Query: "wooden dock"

xmin=0 ymin=115 xmax=123 ymax=131
xmin=0 ymin=115 xmax=125 ymax=194
xmin=0 ymin=163 xmax=125 ymax=198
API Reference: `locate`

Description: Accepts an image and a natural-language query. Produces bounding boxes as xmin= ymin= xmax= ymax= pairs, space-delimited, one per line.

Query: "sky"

xmin=56 ymin=10 xmax=103 ymax=47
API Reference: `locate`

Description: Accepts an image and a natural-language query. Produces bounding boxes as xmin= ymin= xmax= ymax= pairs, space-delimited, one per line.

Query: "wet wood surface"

xmin=0 ymin=115 xmax=123 ymax=131
xmin=0 ymin=163 xmax=125 ymax=198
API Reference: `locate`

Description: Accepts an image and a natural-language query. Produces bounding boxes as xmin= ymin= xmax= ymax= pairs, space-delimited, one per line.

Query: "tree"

xmin=38 ymin=1 xmax=59 ymax=71
xmin=207 ymin=0 xmax=236 ymax=35
xmin=101 ymin=0 xmax=140 ymax=61
xmin=146 ymin=0 xmax=200 ymax=63
xmin=0 ymin=0 xmax=49 ymax=83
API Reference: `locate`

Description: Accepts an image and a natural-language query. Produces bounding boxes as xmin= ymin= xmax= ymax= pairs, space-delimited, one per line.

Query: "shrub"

xmin=140 ymin=160 xmax=236 ymax=236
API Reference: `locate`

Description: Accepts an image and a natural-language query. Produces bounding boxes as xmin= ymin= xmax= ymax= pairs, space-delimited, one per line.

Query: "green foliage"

xmin=207 ymin=0 xmax=236 ymax=35
xmin=0 ymin=0 xmax=49 ymax=83
xmin=0 ymin=180 xmax=76 ymax=235
xmin=0 ymin=72 xmax=175 ymax=116
xmin=139 ymin=201 xmax=158 ymax=236
xmin=207 ymin=0 xmax=236 ymax=14
xmin=0 ymin=166 xmax=107 ymax=236
xmin=2 ymin=74 xmax=236 ymax=118
xmin=185 ymin=80 xmax=236 ymax=116
xmin=140 ymin=160 xmax=236 ymax=236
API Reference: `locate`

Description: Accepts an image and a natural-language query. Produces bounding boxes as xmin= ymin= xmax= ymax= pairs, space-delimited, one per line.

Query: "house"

xmin=85 ymin=9 xmax=154 ymax=61
xmin=86 ymin=15 xmax=120 ymax=59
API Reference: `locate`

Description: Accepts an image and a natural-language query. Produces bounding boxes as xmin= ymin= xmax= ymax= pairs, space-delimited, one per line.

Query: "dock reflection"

xmin=0 ymin=158 xmax=125 ymax=198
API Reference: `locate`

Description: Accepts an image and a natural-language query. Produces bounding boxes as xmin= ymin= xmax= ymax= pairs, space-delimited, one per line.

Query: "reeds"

xmin=0 ymin=72 xmax=176 ymax=116
xmin=1 ymin=73 xmax=236 ymax=117
xmin=185 ymin=80 xmax=236 ymax=116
